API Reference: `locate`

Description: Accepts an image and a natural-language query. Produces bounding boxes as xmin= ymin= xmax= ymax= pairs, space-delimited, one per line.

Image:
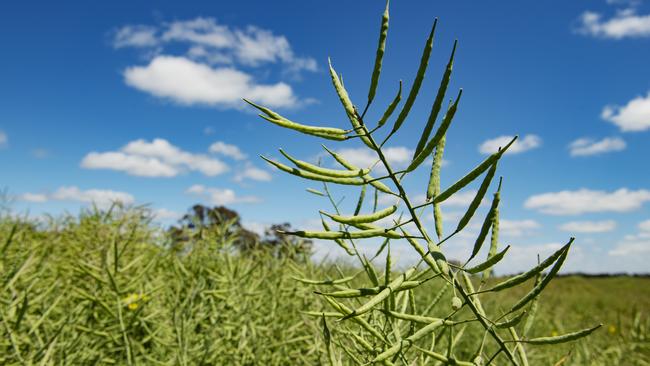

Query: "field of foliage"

xmin=1 ymin=205 xmax=648 ymax=365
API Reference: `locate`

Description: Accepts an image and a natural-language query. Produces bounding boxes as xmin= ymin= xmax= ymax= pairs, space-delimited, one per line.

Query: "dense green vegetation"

xmin=1 ymin=207 xmax=648 ymax=365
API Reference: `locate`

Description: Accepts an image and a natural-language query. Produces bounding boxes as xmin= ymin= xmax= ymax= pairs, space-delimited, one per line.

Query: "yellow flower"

xmin=608 ymin=325 xmax=616 ymax=335
xmin=551 ymin=330 xmax=559 ymax=337
xmin=128 ymin=302 xmax=139 ymax=311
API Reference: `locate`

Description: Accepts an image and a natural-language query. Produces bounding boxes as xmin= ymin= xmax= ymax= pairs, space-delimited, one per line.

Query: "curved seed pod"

xmin=495 ymin=310 xmax=527 ymax=329
xmin=516 ymin=324 xmax=602 ymax=345
xmin=414 ymin=40 xmax=457 ymax=157
xmin=427 ymin=133 xmax=446 ymax=200
xmin=284 ymin=227 xmax=403 ymax=240
xmin=262 ymin=156 xmax=367 ymax=186
xmin=407 ymin=89 xmax=462 ymax=172
xmin=464 ymin=245 xmax=510 ymax=274
xmin=321 ymin=219 xmax=355 ymax=256
xmin=328 ymin=59 xmax=373 ymax=148
xmin=481 ymin=239 xmax=573 ymax=293
xmin=460 ymin=272 xmax=485 ymax=316
xmin=426 ymin=239 xmax=449 ymax=275
xmin=509 ymin=247 xmax=569 ymax=313
xmin=379 ymin=310 xmax=443 ymax=325
xmin=244 ymin=99 xmax=347 ymax=138
xmin=322 ymin=205 xmax=397 ymax=225
xmin=377 ymin=81 xmax=402 ymax=128
xmin=483 ymin=184 xmax=501 ymax=281
xmin=340 ymin=267 xmax=416 ymax=320
xmin=399 ymin=227 xmax=445 ymax=275
xmin=279 ymin=149 xmax=369 ymax=178
xmin=470 ymin=178 xmax=502 ymax=266
xmin=321 ymin=315 xmax=340 ymax=366
xmin=346 ymin=222 xmax=401 ymax=239
xmin=368 ymin=0 xmax=390 ymax=104
xmin=434 ymin=136 xmax=517 ymax=204
xmin=322 ymin=145 xmax=395 ymax=194
xmin=292 ymin=273 xmax=359 ymax=285
xmin=257 ymin=115 xmax=348 ymax=141
xmin=456 ymin=162 xmax=497 ymax=232
xmin=390 ymin=19 xmax=437 ymax=135
xmin=371 ymin=318 xmax=446 ymax=363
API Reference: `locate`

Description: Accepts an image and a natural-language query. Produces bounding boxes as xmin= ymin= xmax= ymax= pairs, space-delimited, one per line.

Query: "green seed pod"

xmin=481 ymin=239 xmax=573 ymax=293
xmin=470 ymin=178 xmax=501 ymax=266
xmin=414 ymin=40 xmax=457 ymax=157
xmin=262 ymin=156 xmax=367 ymax=186
xmin=328 ymin=59 xmax=373 ymax=148
xmin=465 ymin=245 xmax=510 ymax=274
xmin=306 ymin=188 xmax=325 ymax=196
xmin=434 ymin=136 xmax=517 ymax=204
xmin=390 ymin=19 xmax=437 ymax=136
xmin=371 ymin=317 xmax=446 ymax=363
xmin=518 ymin=324 xmax=602 ymax=345
xmin=323 ymin=296 xmax=389 ymax=345
xmin=495 ymin=310 xmax=527 ymax=329
xmin=340 ymin=267 xmax=416 ymax=320
xmin=509 ymin=247 xmax=569 ymax=313
xmin=451 ymin=296 xmax=462 ymax=310
xmin=407 ymin=90 xmax=462 ymax=172
xmin=456 ymin=162 xmax=497 ymax=232
xmin=367 ymin=0 xmax=389 ymax=104
xmin=322 ymin=145 xmax=395 ymax=194
xmin=379 ymin=310 xmax=443 ymax=325
xmin=244 ymin=99 xmax=348 ymax=139
xmin=286 ymin=227 xmax=403 ymax=240
xmin=377 ymin=81 xmax=402 ymax=128
xmin=321 ymin=204 xmax=397 ymax=225
xmin=292 ymin=273 xmax=358 ymax=285
xmin=279 ymin=149 xmax=369 ymax=178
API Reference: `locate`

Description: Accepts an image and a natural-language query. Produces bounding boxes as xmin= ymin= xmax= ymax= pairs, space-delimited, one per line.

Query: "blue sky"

xmin=1 ymin=0 xmax=649 ymax=273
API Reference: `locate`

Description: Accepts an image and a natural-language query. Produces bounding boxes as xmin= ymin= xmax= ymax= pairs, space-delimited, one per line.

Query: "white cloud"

xmin=609 ymin=240 xmax=650 ymax=256
xmin=159 ymin=18 xmax=317 ymax=71
xmin=0 ymin=130 xmax=7 ymax=148
xmin=525 ymin=188 xmax=650 ymax=215
xmin=500 ymin=219 xmax=541 ymax=237
xmin=124 ymin=56 xmax=297 ymax=108
xmin=208 ymin=141 xmax=246 ymax=160
xmin=601 ymin=92 xmax=650 ymax=132
xmin=576 ymin=9 xmax=650 ymax=39
xmin=113 ymin=25 xmax=159 ymax=48
xmin=234 ymin=163 xmax=272 ymax=182
xmin=478 ymin=134 xmax=541 ymax=155
xmin=568 ymin=137 xmax=626 ymax=156
xmin=185 ymin=184 xmax=260 ymax=205
xmin=559 ymin=220 xmax=617 ymax=233
xmin=20 ymin=186 xmax=134 ymax=207
xmin=81 ymin=138 xmax=228 ymax=177
xmin=639 ymin=219 xmax=650 ymax=232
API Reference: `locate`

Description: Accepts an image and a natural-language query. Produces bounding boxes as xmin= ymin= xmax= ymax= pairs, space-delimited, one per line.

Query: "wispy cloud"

xmin=568 ymin=137 xmax=626 ymax=156
xmin=81 ymin=138 xmax=229 ymax=177
xmin=500 ymin=219 xmax=541 ymax=237
xmin=234 ymin=163 xmax=272 ymax=182
xmin=20 ymin=186 xmax=134 ymax=208
xmin=185 ymin=184 xmax=260 ymax=205
xmin=478 ymin=134 xmax=541 ymax=155
xmin=559 ymin=220 xmax=617 ymax=233
xmin=602 ymin=91 xmax=650 ymax=132
xmin=576 ymin=8 xmax=650 ymax=39
xmin=209 ymin=141 xmax=247 ymax=160
xmin=525 ymin=188 xmax=650 ymax=215
xmin=113 ymin=17 xmax=317 ymax=109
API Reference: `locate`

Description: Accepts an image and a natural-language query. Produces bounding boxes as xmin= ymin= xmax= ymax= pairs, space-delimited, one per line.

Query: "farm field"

xmin=1 ymin=208 xmax=648 ymax=365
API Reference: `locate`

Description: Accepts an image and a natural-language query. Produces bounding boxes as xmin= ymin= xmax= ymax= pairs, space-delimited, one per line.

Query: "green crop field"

xmin=1 ymin=208 xmax=648 ymax=365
